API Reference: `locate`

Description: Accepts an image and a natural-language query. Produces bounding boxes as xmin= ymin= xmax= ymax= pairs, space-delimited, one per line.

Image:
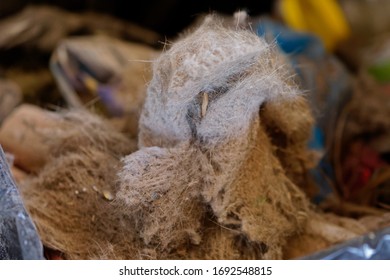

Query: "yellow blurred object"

xmin=279 ymin=0 xmax=350 ymax=50
xmin=84 ymin=75 xmax=98 ymax=93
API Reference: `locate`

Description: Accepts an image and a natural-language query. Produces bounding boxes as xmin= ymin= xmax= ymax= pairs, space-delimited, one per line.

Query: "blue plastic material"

xmin=303 ymin=227 xmax=390 ymax=260
xmin=0 ymin=145 xmax=44 ymax=260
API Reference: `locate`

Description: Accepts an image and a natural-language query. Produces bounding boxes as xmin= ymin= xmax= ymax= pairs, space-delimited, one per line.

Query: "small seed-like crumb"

xmin=201 ymin=92 xmax=209 ymax=118
xmin=103 ymin=190 xmax=114 ymax=201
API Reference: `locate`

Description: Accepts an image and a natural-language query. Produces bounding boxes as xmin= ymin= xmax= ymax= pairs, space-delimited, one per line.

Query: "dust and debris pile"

xmin=17 ymin=15 xmax=365 ymax=259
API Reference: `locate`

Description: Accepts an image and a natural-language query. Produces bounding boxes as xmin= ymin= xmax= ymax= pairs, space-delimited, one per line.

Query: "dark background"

xmin=0 ymin=0 xmax=274 ymax=37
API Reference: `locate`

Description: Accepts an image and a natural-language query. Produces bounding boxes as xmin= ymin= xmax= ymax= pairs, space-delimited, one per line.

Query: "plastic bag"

xmin=0 ymin=146 xmax=44 ymax=260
